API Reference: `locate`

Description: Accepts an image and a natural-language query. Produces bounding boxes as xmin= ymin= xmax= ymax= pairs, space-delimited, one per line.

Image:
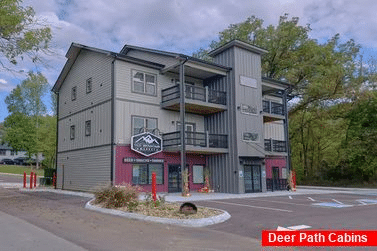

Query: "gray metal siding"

xmin=56 ymin=146 xmax=111 ymax=191
xmin=58 ymin=101 xmax=112 ymax=152
xmin=58 ymin=50 xmax=112 ymax=119
xmin=234 ymin=47 xmax=264 ymax=157
xmin=206 ymin=47 xmax=240 ymax=193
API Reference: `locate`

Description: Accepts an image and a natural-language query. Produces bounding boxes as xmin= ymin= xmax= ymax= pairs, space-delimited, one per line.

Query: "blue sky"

xmin=1 ymin=0 xmax=377 ymax=122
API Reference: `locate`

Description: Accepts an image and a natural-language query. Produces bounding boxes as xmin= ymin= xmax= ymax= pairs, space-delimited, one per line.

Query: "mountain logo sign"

xmin=131 ymin=132 xmax=163 ymax=156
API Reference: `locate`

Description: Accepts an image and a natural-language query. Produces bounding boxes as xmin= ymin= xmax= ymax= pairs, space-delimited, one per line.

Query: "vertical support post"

xmin=34 ymin=173 xmax=37 ymax=188
xmin=23 ymin=171 xmax=26 ymax=188
xmin=30 ymin=172 xmax=33 ymax=189
xmin=179 ymin=61 xmax=187 ymax=195
xmin=292 ymin=170 xmax=296 ymax=191
xmin=205 ymin=86 xmax=209 ymax=103
xmin=206 ymin=131 xmax=209 ymax=148
xmin=152 ymin=172 xmax=157 ymax=203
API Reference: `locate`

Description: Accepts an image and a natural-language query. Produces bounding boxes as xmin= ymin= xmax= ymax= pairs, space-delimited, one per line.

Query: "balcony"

xmin=264 ymin=139 xmax=287 ymax=153
xmin=161 ymin=85 xmax=227 ymax=115
xmin=162 ymin=131 xmax=228 ymax=154
xmin=262 ymin=100 xmax=285 ymax=122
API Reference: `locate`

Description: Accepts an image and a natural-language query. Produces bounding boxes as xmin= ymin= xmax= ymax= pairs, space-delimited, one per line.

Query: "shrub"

xmin=94 ymin=184 xmax=142 ymax=211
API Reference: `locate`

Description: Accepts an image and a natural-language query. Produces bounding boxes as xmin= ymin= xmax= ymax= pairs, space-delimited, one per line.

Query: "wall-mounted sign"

xmin=123 ymin=158 xmax=164 ymax=163
xmin=240 ymin=76 xmax=257 ymax=88
xmin=281 ymin=168 xmax=287 ymax=179
xmin=131 ymin=132 xmax=163 ymax=157
xmin=239 ymin=170 xmax=244 ymax=178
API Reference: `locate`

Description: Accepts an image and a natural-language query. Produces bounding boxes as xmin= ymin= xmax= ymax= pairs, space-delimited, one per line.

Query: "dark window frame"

xmin=86 ymin=78 xmax=92 ymax=94
xmin=70 ymin=125 xmax=75 ymax=140
xmin=71 ymin=86 xmax=77 ymax=101
xmin=85 ymin=120 xmax=91 ymax=136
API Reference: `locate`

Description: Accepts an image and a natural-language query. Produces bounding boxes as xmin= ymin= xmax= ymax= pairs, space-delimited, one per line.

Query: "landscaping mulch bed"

xmin=95 ymin=202 xmax=223 ymax=219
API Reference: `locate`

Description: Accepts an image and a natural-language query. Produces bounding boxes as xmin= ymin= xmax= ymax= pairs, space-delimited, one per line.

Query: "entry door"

xmin=244 ymin=165 xmax=262 ymax=193
xmin=272 ymin=167 xmax=279 ymax=191
xmin=168 ymin=165 xmax=181 ymax=193
xmin=177 ymin=123 xmax=195 ymax=145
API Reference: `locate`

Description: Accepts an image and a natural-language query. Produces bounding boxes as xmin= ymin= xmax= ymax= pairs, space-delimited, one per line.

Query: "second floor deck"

xmin=161 ymin=85 xmax=227 ymax=115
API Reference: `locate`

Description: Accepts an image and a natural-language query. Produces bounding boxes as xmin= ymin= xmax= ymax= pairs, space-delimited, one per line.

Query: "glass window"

xmin=70 ymin=125 xmax=75 ymax=140
xmin=132 ymin=70 xmax=156 ymax=95
xmin=132 ymin=116 xmax=157 ymax=135
xmin=85 ymin=120 xmax=91 ymax=136
xmin=71 ymin=86 xmax=77 ymax=101
xmin=193 ymin=165 xmax=204 ymax=184
xmin=133 ymin=164 xmax=163 ymax=185
xmin=0 ymin=150 xmax=5 ymax=156
xmin=148 ymin=164 xmax=164 ymax=184
xmin=86 ymin=78 xmax=92 ymax=94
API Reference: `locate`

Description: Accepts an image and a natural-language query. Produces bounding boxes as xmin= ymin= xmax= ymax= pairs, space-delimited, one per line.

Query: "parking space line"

xmin=308 ymin=197 xmax=315 ymax=201
xmin=332 ymin=199 xmax=344 ymax=204
xmin=289 ymin=196 xmax=293 ymax=199
xmin=245 ymin=198 xmax=311 ymax=207
xmin=210 ymin=200 xmax=293 ymax=212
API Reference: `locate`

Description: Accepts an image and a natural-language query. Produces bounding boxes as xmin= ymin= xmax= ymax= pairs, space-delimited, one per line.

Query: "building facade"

xmin=52 ymin=40 xmax=290 ymax=193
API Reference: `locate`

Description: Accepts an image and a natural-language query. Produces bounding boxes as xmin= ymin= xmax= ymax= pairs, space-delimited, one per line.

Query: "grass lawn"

xmin=0 ymin=165 xmax=44 ymax=177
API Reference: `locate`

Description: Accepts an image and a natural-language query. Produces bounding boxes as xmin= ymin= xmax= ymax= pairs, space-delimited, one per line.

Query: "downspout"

xmin=55 ymin=91 xmax=59 ymax=188
xmin=179 ymin=56 xmax=188 ymax=194
xmin=110 ymin=56 xmax=116 ymax=186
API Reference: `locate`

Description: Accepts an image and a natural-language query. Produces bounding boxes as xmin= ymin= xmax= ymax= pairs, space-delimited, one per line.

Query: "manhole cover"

xmin=312 ymin=202 xmax=353 ymax=208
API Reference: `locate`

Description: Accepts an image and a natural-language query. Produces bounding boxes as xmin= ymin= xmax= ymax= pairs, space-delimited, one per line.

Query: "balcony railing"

xmin=161 ymin=85 xmax=226 ymax=105
xmin=264 ymin=139 xmax=287 ymax=152
xmin=262 ymin=100 xmax=285 ymax=116
xmin=162 ymin=131 xmax=228 ymax=149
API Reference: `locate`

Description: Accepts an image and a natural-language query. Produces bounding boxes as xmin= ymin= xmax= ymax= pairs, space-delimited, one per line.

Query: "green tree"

xmin=0 ymin=0 xmax=51 ymax=69
xmin=339 ymin=92 xmax=377 ymax=182
xmin=3 ymin=72 xmax=53 ymax=168
xmin=194 ymin=14 xmax=361 ymax=115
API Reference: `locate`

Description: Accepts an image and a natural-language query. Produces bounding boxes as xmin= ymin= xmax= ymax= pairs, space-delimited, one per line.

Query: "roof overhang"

xmin=209 ymin=40 xmax=268 ymax=57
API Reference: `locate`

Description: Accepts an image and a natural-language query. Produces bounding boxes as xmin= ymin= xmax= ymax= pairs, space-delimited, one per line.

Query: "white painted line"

xmin=277 ymin=226 xmax=293 ymax=231
xmin=332 ymin=199 xmax=344 ymax=204
xmin=289 ymin=196 xmax=293 ymax=199
xmin=358 ymin=201 xmax=367 ymax=205
xmin=287 ymin=225 xmax=311 ymax=230
xmin=246 ymin=198 xmax=310 ymax=207
xmin=211 ymin=200 xmax=293 ymax=213
xmin=308 ymin=197 xmax=315 ymax=201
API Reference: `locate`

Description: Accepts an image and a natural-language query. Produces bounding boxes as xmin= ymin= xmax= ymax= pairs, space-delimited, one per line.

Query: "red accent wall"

xmin=265 ymin=157 xmax=287 ymax=179
xmin=115 ymin=145 xmax=206 ymax=192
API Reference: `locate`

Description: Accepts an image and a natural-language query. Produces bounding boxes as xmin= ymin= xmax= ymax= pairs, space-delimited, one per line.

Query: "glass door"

xmin=244 ymin=165 xmax=262 ymax=193
xmin=168 ymin=165 xmax=181 ymax=193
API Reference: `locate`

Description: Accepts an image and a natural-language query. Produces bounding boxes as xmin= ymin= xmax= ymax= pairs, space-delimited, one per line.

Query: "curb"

xmin=85 ymin=199 xmax=231 ymax=228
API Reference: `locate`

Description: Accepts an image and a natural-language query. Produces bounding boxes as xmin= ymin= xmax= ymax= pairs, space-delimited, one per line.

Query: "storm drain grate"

xmin=357 ymin=199 xmax=377 ymax=205
xmin=312 ymin=202 xmax=353 ymax=208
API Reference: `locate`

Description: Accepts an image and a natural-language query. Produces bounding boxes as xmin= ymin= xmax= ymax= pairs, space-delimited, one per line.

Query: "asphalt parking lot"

xmin=195 ymin=190 xmax=377 ymax=242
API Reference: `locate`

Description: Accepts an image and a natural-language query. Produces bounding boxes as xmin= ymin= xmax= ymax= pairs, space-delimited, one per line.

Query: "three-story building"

xmin=52 ymin=40 xmax=290 ymax=193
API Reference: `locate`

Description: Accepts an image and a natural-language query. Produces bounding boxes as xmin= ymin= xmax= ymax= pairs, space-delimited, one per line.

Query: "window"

xmin=70 ymin=125 xmax=75 ymax=140
xmin=193 ymin=165 xmax=204 ymax=184
xmin=132 ymin=116 xmax=157 ymax=135
xmin=132 ymin=70 xmax=157 ymax=96
xmin=71 ymin=86 xmax=77 ymax=101
xmin=85 ymin=120 xmax=91 ymax=136
xmin=10 ymin=150 xmax=16 ymax=156
xmin=132 ymin=164 xmax=164 ymax=185
xmin=243 ymin=132 xmax=259 ymax=142
xmin=86 ymin=78 xmax=92 ymax=94
xmin=0 ymin=150 xmax=5 ymax=156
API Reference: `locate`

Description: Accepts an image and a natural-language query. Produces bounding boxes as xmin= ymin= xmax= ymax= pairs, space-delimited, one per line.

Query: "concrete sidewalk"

xmin=0 ymin=210 xmax=85 ymax=251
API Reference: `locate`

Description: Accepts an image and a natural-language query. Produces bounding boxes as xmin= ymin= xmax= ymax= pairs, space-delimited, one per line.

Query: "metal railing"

xmin=266 ymin=178 xmax=288 ymax=191
xmin=161 ymin=85 xmax=226 ymax=105
xmin=264 ymin=139 xmax=287 ymax=152
xmin=262 ymin=100 xmax=285 ymax=116
xmin=162 ymin=131 xmax=228 ymax=149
